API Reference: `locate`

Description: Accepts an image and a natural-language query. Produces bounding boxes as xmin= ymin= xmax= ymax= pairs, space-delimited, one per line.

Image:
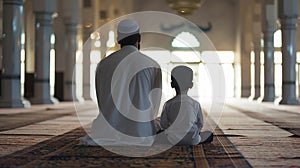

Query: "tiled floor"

xmin=0 ymin=99 xmax=299 ymax=167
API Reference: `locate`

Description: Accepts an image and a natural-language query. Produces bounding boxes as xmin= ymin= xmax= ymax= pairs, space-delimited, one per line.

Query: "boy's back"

xmin=160 ymin=94 xmax=203 ymax=145
xmin=159 ymin=65 xmax=212 ymax=145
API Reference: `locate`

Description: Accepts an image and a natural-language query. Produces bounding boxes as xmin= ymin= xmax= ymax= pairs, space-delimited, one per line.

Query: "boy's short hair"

xmin=171 ymin=66 xmax=193 ymax=91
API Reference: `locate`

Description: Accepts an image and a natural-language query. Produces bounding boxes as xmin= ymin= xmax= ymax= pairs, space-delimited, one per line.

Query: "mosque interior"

xmin=0 ymin=0 xmax=300 ymax=167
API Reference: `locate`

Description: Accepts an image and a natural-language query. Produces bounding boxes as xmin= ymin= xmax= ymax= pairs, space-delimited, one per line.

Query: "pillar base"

xmin=30 ymin=97 xmax=59 ymax=105
xmin=262 ymin=96 xmax=275 ymax=102
xmin=252 ymin=96 xmax=261 ymax=101
xmin=248 ymin=96 xmax=254 ymax=101
xmin=54 ymin=72 xmax=64 ymax=101
xmin=256 ymin=97 xmax=264 ymax=103
xmin=63 ymin=92 xmax=78 ymax=102
xmin=252 ymin=93 xmax=261 ymax=100
xmin=241 ymin=89 xmax=251 ymax=98
xmin=83 ymin=84 xmax=92 ymax=101
xmin=24 ymin=72 xmax=35 ymax=99
xmin=83 ymin=96 xmax=92 ymax=101
xmin=0 ymin=98 xmax=31 ymax=108
xmin=279 ymin=98 xmax=300 ymax=105
xmin=63 ymin=97 xmax=78 ymax=102
xmin=76 ymin=96 xmax=85 ymax=103
xmin=63 ymin=87 xmax=77 ymax=102
xmin=248 ymin=95 xmax=261 ymax=101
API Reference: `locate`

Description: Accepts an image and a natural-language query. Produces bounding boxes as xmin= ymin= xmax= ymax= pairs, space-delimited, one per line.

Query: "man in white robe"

xmin=84 ymin=19 xmax=162 ymax=146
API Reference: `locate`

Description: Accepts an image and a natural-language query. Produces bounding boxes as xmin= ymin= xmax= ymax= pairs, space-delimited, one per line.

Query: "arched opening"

xmin=142 ymin=31 xmax=235 ymax=101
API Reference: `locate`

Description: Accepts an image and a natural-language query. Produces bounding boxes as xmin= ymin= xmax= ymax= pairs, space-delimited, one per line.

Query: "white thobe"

xmin=90 ymin=45 xmax=162 ymax=146
xmin=160 ymin=94 xmax=203 ymax=145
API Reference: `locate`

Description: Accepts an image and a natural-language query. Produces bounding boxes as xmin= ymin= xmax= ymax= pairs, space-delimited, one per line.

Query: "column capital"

xmin=262 ymin=29 xmax=275 ymax=42
xmin=3 ymin=0 xmax=23 ymax=5
xmin=35 ymin=12 xmax=53 ymax=27
xmin=65 ymin=23 xmax=78 ymax=36
xmin=33 ymin=0 xmax=56 ymax=13
xmin=278 ymin=0 xmax=298 ymax=19
xmin=279 ymin=17 xmax=297 ymax=30
xmin=261 ymin=0 xmax=277 ymax=32
xmin=62 ymin=0 xmax=81 ymax=25
xmin=262 ymin=25 xmax=276 ymax=34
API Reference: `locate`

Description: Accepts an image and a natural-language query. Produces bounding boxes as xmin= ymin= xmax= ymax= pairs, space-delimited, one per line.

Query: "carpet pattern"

xmin=0 ymin=109 xmax=74 ymax=132
xmin=0 ymin=126 xmax=251 ymax=168
xmin=227 ymin=105 xmax=300 ymax=137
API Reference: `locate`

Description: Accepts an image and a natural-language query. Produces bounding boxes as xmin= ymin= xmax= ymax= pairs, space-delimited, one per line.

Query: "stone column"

xmin=278 ymin=0 xmax=299 ymax=105
xmin=81 ymin=27 xmax=92 ymax=101
xmin=24 ymin=0 xmax=35 ymax=99
xmin=0 ymin=44 xmax=1 ymax=101
xmin=31 ymin=0 xmax=56 ymax=104
xmin=298 ymin=63 xmax=300 ymax=99
xmin=253 ymin=46 xmax=261 ymax=99
xmin=0 ymin=0 xmax=27 ymax=107
xmin=62 ymin=0 xmax=80 ymax=101
xmin=63 ymin=23 xmax=77 ymax=101
xmin=252 ymin=0 xmax=262 ymax=100
xmin=261 ymin=0 xmax=276 ymax=102
xmin=82 ymin=40 xmax=92 ymax=100
xmin=234 ymin=0 xmax=252 ymax=97
xmin=81 ymin=0 xmax=93 ymax=101
xmin=53 ymin=7 xmax=65 ymax=101
xmin=0 ymin=1 xmax=2 ymax=73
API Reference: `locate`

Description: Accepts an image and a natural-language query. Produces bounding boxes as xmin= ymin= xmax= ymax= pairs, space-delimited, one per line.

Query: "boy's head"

xmin=171 ymin=66 xmax=193 ymax=92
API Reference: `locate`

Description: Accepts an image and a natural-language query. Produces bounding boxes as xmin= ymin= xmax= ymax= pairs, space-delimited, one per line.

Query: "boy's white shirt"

xmin=160 ymin=94 xmax=203 ymax=145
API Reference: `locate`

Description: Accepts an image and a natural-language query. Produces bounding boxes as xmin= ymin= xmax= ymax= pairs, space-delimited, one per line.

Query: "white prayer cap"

xmin=117 ymin=19 xmax=139 ymax=42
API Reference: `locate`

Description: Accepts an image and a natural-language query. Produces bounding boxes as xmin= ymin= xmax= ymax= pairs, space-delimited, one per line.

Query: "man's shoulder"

xmin=97 ymin=50 xmax=120 ymax=65
xmin=97 ymin=49 xmax=161 ymax=70
xmin=123 ymin=50 xmax=161 ymax=71
xmin=143 ymin=56 xmax=160 ymax=66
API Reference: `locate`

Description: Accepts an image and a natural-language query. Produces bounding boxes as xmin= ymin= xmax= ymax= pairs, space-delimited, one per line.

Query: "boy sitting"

xmin=159 ymin=65 xmax=213 ymax=145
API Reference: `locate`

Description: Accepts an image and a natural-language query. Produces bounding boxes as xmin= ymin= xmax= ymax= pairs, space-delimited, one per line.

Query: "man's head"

xmin=117 ymin=19 xmax=141 ymax=47
xmin=171 ymin=66 xmax=193 ymax=92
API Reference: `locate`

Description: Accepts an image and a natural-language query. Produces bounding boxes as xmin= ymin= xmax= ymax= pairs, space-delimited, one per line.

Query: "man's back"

xmin=91 ymin=45 xmax=162 ymax=145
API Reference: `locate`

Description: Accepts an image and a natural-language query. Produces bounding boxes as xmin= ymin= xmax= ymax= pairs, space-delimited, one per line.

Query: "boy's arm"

xmin=196 ymin=105 xmax=204 ymax=129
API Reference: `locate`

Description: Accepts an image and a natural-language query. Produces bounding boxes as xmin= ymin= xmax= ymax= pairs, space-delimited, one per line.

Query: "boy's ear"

xmin=171 ymin=81 xmax=175 ymax=88
xmin=189 ymin=82 xmax=193 ymax=88
xmin=138 ymin=34 xmax=141 ymax=42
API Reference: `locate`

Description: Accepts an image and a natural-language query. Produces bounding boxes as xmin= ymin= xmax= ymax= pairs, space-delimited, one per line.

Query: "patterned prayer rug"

xmin=0 ymin=109 xmax=75 ymax=132
xmin=0 ymin=126 xmax=251 ymax=167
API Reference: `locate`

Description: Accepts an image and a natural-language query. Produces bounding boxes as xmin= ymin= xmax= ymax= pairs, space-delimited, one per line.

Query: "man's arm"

xmin=160 ymin=104 xmax=169 ymax=130
xmin=150 ymin=68 xmax=162 ymax=117
xmin=154 ymin=68 xmax=162 ymax=89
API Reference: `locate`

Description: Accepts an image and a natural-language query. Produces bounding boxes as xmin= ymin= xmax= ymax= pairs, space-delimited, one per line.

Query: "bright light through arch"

xmin=171 ymin=31 xmax=200 ymax=48
xmin=274 ymin=29 xmax=282 ymax=48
